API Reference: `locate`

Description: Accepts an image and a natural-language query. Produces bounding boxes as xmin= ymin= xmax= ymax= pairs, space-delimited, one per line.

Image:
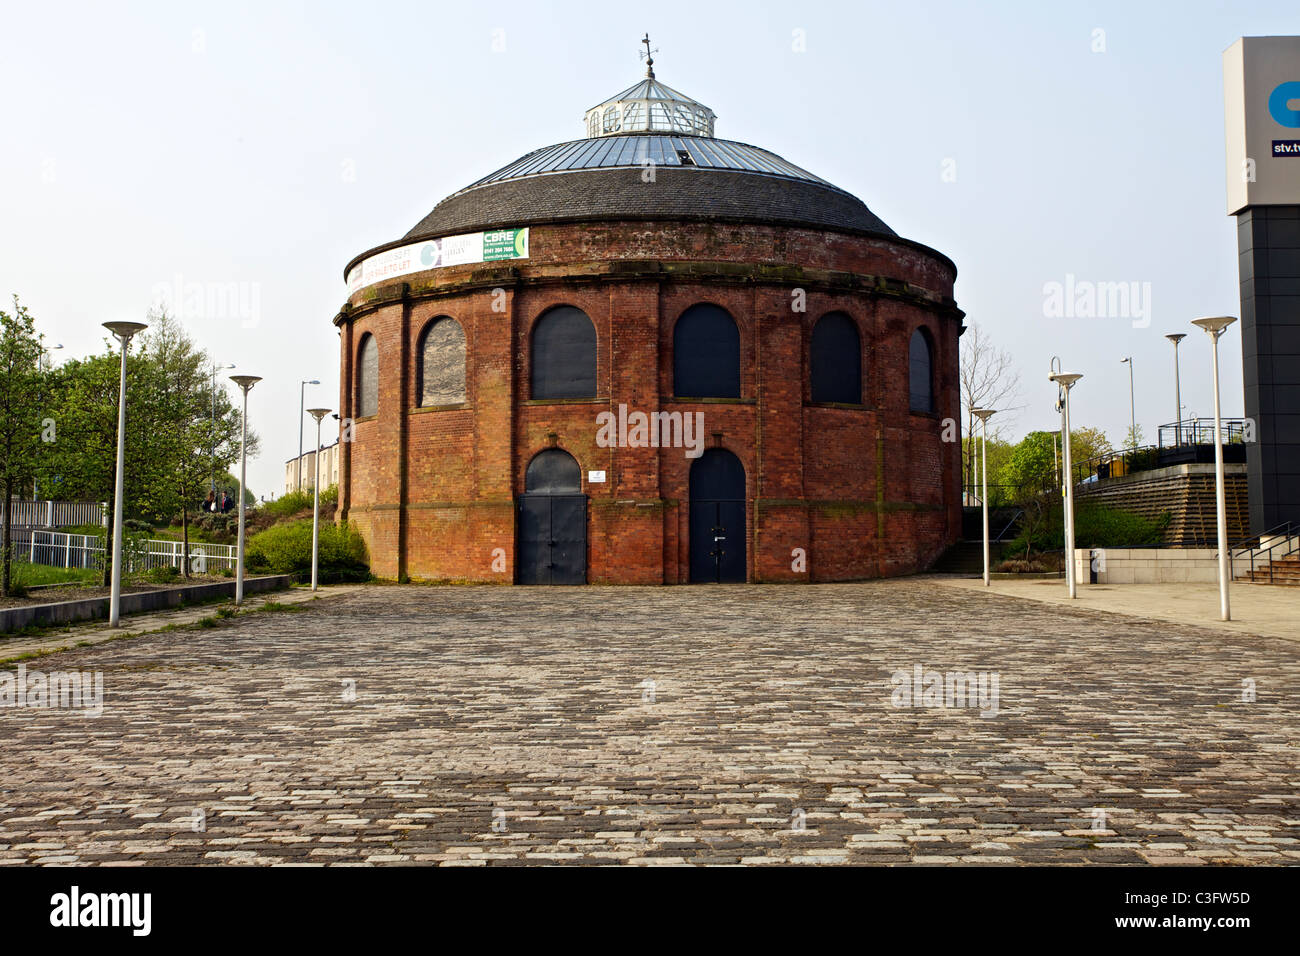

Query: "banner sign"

xmin=346 ymin=228 xmax=529 ymax=295
xmin=1224 ymin=37 xmax=1300 ymax=213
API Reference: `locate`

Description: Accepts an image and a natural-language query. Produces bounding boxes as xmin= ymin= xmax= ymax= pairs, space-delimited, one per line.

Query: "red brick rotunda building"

xmin=335 ymin=57 xmax=964 ymax=585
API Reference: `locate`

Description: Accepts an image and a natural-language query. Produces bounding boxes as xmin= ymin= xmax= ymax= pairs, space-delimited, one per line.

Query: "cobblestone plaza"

xmin=1 ymin=581 xmax=1295 ymax=866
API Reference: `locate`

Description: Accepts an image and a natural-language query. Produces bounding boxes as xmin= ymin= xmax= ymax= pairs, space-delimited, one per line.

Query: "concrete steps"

xmin=1236 ymin=551 xmax=1300 ymax=586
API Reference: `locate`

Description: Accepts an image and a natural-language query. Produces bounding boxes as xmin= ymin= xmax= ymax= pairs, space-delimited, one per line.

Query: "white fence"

xmin=3 ymin=499 xmax=105 ymax=529
xmin=8 ymin=529 xmax=237 ymax=574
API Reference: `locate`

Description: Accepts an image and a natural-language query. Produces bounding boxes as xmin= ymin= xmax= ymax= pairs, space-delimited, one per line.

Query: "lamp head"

xmin=304 ymin=379 xmax=321 ymax=385
xmin=1192 ymin=316 xmax=1236 ymax=336
xmin=230 ymin=375 xmax=263 ymax=392
xmin=1120 ymin=357 xmax=1131 ymax=364
xmin=1049 ymin=372 xmax=1083 ymax=389
xmin=307 ymin=407 xmax=332 ymax=422
xmin=103 ymin=321 xmax=148 ymax=342
xmin=1165 ymin=333 xmax=1186 ymax=345
xmin=971 ymin=408 xmax=996 ymax=422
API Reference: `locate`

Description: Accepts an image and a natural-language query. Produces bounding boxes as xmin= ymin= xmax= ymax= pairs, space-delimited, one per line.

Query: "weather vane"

xmin=639 ymin=33 xmax=658 ymax=78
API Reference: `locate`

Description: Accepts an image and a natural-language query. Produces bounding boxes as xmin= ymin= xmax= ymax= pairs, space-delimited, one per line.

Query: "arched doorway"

xmin=517 ymin=449 xmax=587 ymax=585
xmin=689 ymin=448 xmax=746 ymax=583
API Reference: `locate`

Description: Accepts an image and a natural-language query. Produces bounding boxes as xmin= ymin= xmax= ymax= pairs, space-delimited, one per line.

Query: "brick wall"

xmin=336 ymin=220 xmax=963 ymax=583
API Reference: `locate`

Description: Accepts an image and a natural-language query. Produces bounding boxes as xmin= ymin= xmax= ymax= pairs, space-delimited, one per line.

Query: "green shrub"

xmin=143 ymin=564 xmax=181 ymax=585
xmin=259 ymin=490 xmax=315 ymax=520
xmin=246 ymin=519 xmax=369 ymax=582
xmin=1006 ymin=502 xmax=1171 ymax=554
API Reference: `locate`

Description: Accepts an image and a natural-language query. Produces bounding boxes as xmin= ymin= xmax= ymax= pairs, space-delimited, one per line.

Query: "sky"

xmin=1 ymin=0 xmax=1295 ymax=498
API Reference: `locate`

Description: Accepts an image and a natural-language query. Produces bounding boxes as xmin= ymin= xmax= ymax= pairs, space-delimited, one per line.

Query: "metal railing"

xmin=1158 ymin=418 xmax=1249 ymax=449
xmin=7 ymin=529 xmax=237 ymax=574
xmin=1225 ymin=521 xmax=1299 ymax=584
xmin=2 ymin=499 xmax=105 ymax=529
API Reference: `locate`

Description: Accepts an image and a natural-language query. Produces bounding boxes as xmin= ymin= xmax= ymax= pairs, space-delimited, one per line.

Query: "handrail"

xmin=1228 ymin=520 xmax=1293 ymax=553
xmin=1221 ymin=521 xmax=1298 ymax=585
xmin=992 ymin=509 xmax=1023 ymax=543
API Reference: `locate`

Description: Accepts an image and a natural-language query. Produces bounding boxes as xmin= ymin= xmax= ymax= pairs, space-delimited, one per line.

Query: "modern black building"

xmin=1224 ymin=37 xmax=1300 ymax=534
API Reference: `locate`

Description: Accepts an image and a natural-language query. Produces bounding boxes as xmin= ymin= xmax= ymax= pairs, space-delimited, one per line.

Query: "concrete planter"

xmin=0 ymin=575 xmax=292 ymax=634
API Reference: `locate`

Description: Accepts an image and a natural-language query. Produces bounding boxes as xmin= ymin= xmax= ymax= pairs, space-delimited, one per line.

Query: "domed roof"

xmin=401 ymin=133 xmax=894 ymax=241
xmin=347 ymin=48 xmax=904 ymax=280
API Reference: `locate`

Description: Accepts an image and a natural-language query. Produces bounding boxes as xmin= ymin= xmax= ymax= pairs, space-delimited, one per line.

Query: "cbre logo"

xmin=1267 ymin=81 xmax=1300 ymax=128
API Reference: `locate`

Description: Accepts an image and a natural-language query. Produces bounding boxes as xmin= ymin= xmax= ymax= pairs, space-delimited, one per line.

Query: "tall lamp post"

xmin=1165 ymin=333 xmax=1186 ymax=446
xmin=1191 ymin=316 xmax=1237 ymax=622
xmin=1049 ymin=372 xmax=1083 ymax=598
xmin=298 ymin=379 xmax=320 ymax=491
xmin=306 ymin=408 xmax=331 ymax=591
xmin=1120 ymin=357 xmax=1135 ymax=447
xmin=103 ymin=321 xmax=148 ymax=626
xmin=231 ymin=375 xmax=262 ymax=605
xmin=33 ymin=343 xmax=64 ymax=500
xmin=972 ymin=408 xmax=996 ymax=586
xmin=210 ymin=362 xmax=235 ymax=493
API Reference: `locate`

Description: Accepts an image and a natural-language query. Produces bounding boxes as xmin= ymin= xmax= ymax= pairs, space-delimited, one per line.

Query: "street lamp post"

xmin=1121 ymin=357 xmax=1135 ymax=447
xmin=103 ymin=321 xmax=148 ymax=626
xmin=1191 ymin=316 xmax=1237 ymax=622
xmin=1049 ymin=372 xmax=1083 ymax=599
xmin=307 ymin=408 xmax=331 ymax=591
xmin=210 ymin=362 xmax=235 ymax=493
xmin=972 ymin=408 xmax=996 ymax=586
xmin=231 ymin=375 xmax=262 ymax=605
xmin=298 ymin=380 xmax=320 ymax=491
xmin=33 ymin=343 xmax=63 ymax=500
xmin=1165 ymin=333 xmax=1186 ymax=446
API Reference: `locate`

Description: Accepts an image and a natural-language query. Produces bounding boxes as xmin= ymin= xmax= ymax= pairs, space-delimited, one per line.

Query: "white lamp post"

xmin=1049 ymin=372 xmax=1083 ymax=598
xmin=33 ymin=343 xmax=64 ymax=500
xmin=972 ymin=408 xmax=996 ymax=586
xmin=1165 ymin=333 xmax=1186 ymax=446
xmin=1120 ymin=357 xmax=1135 ymax=447
xmin=103 ymin=321 xmax=148 ymax=626
xmin=306 ymin=408 xmax=331 ymax=591
xmin=1191 ymin=316 xmax=1237 ymax=621
xmin=298 ymin=379 xmax=320 ymax=491
xmin=231 ymin=375 xmax=262 ymax=605
xmin=210 ymin=362 xmax=235 ymax=493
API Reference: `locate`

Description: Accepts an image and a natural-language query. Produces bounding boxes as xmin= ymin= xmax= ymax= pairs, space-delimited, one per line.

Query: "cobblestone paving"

xmin=1 ymin=582 xmax=1296 ymax=866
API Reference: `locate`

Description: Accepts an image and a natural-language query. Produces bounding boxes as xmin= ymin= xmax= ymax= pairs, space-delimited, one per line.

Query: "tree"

xmin=137 ymin=311 xmax=243 ymax=577
xmin=1123 ymin=424 xmax=1146 ymax=450
xmin=33 ymin=311 xmax=255 ymax=582
xmin=0 ymin=297 xmax=47 ymax=596
xmin=960 ymin=322 xmax=1021 ymax=492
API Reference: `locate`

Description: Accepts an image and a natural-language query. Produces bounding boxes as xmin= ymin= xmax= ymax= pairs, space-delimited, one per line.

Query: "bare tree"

xmin=960 ymin=322 xmax=1022 ymax=493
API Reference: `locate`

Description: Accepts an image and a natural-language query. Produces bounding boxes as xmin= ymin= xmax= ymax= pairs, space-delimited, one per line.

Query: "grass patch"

xmin=258 ymin=600 xmax=305 ymax=614
xmin=7 ymin=563 xmax=99 ymax=588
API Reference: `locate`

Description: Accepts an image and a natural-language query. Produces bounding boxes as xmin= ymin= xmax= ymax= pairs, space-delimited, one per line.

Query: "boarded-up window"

xmin=531 ymin=306 xmax=597 ymax=399
xmin=908 ymin=328 xmax=934 ymax=413
xmin=811 ymin=312 xmax=862 ymax=404
xmin=418 ymin=317 xmax=466 ymax=406
xmin=357 ymin=333 xmax=378 ymax=418
xmin=674 ymin=304 xmax=740 ymax=398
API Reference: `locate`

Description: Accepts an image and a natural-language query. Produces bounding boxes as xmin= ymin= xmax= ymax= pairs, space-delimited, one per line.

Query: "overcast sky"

xmin=2 ymin=0 xmax=1294 ymax=498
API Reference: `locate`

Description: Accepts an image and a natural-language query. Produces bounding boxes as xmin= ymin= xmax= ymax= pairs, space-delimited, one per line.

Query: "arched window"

xmin=602 ymin=105 xmax=621 ymax=133
xmin=524 ymin=448 xmax=581 ymax=494
xmin=356 ymin=333 xmax=378 ymax=418
xmin=908 ymin=327 xmax=934 ymax=413
xmin=810 ymin=312 xmax=862 ymax=404
xmin=673 ymin=304 xmax=740 ymax=399
xmin=531 ymin=306 xmax=597 ymax=399
xmin=417 ymin=317 xmax=466 ymax=406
